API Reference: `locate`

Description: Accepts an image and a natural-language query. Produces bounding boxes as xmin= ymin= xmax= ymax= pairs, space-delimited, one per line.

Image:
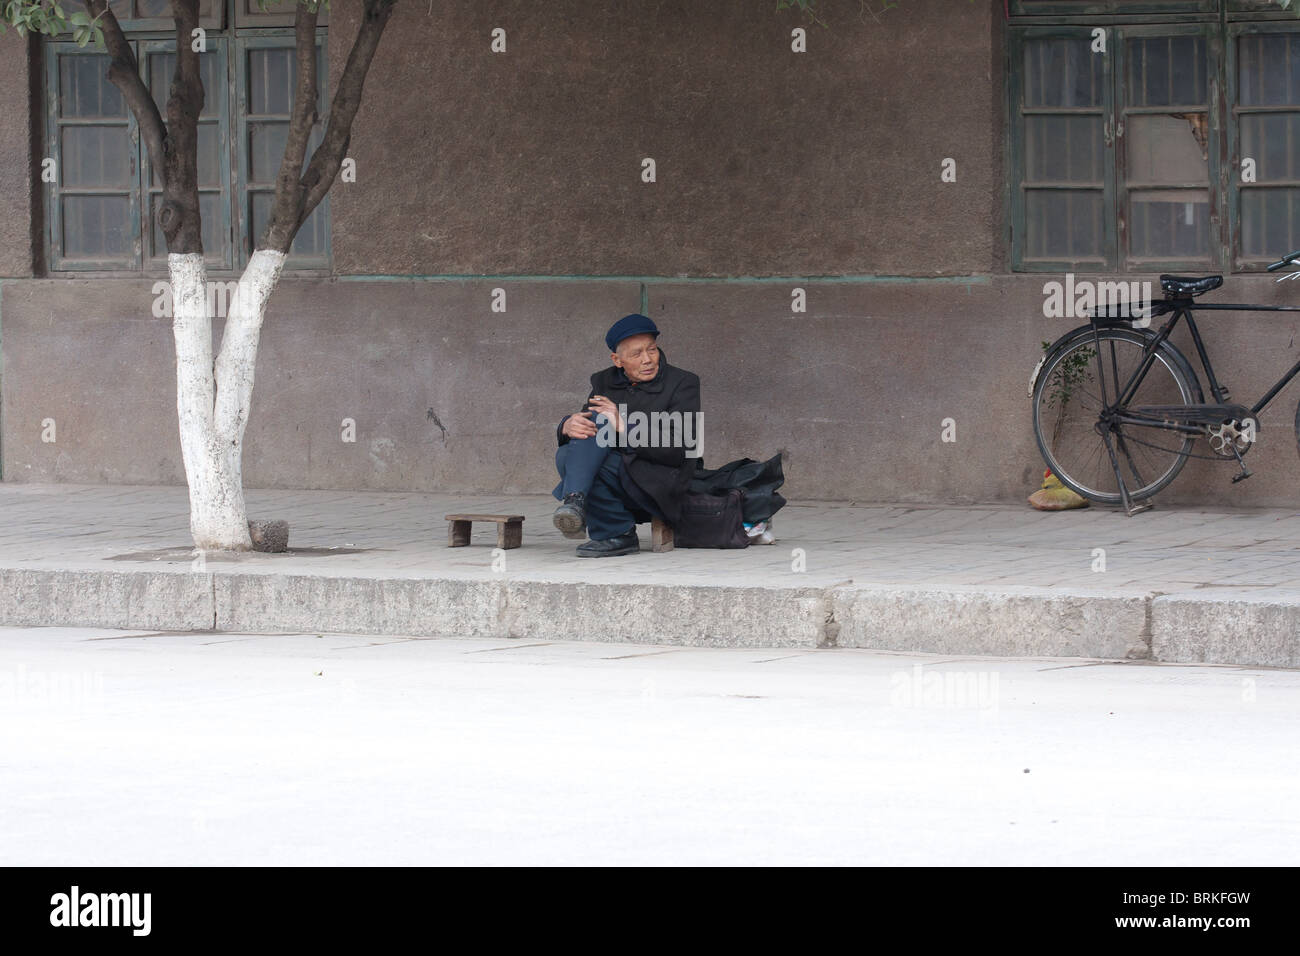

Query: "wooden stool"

xmin=651 ymin=517 xmax=674 ymax=553
xmin=445 ymin=513 xmax=525 ymax=550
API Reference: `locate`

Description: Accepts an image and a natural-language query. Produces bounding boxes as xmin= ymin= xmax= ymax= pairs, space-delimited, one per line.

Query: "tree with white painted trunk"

xmin=2 ymin=0 xmax=395 ymax=549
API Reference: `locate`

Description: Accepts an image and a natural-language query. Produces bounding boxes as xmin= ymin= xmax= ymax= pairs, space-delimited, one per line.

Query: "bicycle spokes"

xmin=1033 ymin=330 xmax=1197 ymax=506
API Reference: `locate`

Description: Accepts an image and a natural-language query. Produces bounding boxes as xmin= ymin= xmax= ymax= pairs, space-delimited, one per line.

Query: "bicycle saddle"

xmin=1160 ymin=274 xmax=1222 ymax=297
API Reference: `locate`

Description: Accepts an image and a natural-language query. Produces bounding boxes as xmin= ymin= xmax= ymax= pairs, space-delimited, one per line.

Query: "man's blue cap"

xmin=605 ymin=314 xmax=660 ymax=352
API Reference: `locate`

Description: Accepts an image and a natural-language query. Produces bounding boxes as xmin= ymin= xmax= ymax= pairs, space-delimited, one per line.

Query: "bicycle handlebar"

xmin=1267 ymin=249 xmax=1300 ymax=272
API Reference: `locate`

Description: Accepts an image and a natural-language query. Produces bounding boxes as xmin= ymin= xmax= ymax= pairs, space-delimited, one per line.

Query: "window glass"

xmin=1238 ymin=33 xmax=1300 ymax=261
xmin=51 ymin=48 xmax=135 ymax=267
xmin=1124 ymin=35 xmax=1211 ymax=263
xmin=1019 ymin=36 xmax=1107 ymax=263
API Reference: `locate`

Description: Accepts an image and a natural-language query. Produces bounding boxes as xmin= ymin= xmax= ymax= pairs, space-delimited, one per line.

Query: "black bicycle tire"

xmin=1032 ymin=327 xmax=1202 ymax=504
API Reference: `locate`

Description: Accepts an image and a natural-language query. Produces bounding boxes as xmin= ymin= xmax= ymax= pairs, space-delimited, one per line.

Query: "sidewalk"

xmin=0 ymin=482 xmax=1298 ymax=666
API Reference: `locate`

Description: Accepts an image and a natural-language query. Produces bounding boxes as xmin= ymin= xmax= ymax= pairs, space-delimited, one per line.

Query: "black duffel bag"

xmin=673 ymin=488 xmax=749 ymax=549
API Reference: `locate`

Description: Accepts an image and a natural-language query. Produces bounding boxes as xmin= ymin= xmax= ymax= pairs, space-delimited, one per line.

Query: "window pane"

xmin=60 ymin=125 xmax=131 ymax=188
xmin=1242 ymin=189 xmax=1300 ymax=259
xmin=1126 ymin=113 xmax=1209 ymax=186
xmin=1024 ymin=115 xmax=1103 ymax=183
xmin=1024 ymin=37 xmax=1102 ymax=108
xmin=1127 ymin=36 xmax=1206 ymax=108
xmin=1129 ymin=190 xmax=1209 ymax=259
xmin=135 ymin=0 xmax=170 ymax=15
xmin=248 ymin=48 xmax=294 ymax=115
xmin=1025 ymin=190 xmax=1105 ymax=259
xmin=295 ymin=200 xmax=328 ymax=257
xmin=61 ymin=194 xmax=131 ymax=259
xmin=1239 ymin=34 xmax=1300 ymax=108
xmin=59 ymin=54 xmax=125 ymax=118
xmin=196 ymin=121 xmax=222 ymax=187
xmin=1240 ymin=113 xmax=1300 ymax=182
xmin=248 ymin=44 xmax=326 ymax=115
xmin=248 ymin=121 xmax=289 ymax=184
xmin=1239 ymin=32 xmax=1300 ymax=265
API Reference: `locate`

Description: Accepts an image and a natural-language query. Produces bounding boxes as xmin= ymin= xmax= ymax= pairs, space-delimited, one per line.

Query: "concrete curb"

xmin=0 ymin=568 xmax=213 ymax=630
xmin=829 ymin=586 xmax=1152 ymax=660
xmin=4 ymin=565 xmax=1300 ymax=666
xmin=215 ymin=574 xmax=828 ymax=647
xmin=1152 ymin=590 xmax=1300 ymax=668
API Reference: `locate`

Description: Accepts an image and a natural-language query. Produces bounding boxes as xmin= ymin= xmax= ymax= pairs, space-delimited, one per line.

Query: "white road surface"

xmin=1 ymin=626 xmax=1296 ymax=866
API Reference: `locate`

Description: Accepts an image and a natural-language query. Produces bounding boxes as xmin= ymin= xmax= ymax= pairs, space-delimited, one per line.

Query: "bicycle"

xmin=1029 ymin=251 xmax=1300 ymax=516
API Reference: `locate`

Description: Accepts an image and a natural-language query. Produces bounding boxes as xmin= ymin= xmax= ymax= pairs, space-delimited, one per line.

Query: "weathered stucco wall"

xmin=0 ymin=30 xmax=35 ymax=279
xmin=330 ymin=0 xmax=998 ymax=277
xmin=6 ymin=275 xmax=1300 ymax=509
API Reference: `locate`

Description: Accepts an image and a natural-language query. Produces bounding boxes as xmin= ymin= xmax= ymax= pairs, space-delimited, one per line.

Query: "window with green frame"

xmin=1008 ymin=2 xmax=1300 ymax=273
xmin=1233 ymin=25 xmax=1300 ymax=265
xmin=44 ymin=1 xmax=328 ymax=273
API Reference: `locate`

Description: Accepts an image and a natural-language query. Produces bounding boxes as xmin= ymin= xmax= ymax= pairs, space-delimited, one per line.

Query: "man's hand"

xmin=562 ymin=412 xmax=598 ymax=440
xmin=587 ymin=395 xmax=623 ymax=433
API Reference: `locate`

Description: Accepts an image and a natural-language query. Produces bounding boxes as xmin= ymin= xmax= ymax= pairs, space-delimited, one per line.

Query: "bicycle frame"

xmin=1081 ymin=297 xmax=1300 ymax=515
xmin=1094 ymin=300 xmax=1300 ymax=432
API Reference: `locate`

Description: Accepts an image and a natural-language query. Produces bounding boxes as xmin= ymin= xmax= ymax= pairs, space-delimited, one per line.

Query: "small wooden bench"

xmin=446 ymin=512 xmax=672 ymax=553
xmin=445 ymin=513 xmax=525 ymax=550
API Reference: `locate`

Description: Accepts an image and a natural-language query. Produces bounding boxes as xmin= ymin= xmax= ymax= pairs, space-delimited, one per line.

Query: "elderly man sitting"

xmin=552 ymin=314 xmax=701 ymax=557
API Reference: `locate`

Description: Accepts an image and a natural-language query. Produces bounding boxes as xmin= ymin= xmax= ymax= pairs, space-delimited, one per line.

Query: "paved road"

xmin=2 ymin=626 xmax=1295 ymax=865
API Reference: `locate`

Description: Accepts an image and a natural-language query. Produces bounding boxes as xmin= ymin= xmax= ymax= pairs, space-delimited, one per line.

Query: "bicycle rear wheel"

xmin=1032 ymin=328 xmax=1200 ymax=504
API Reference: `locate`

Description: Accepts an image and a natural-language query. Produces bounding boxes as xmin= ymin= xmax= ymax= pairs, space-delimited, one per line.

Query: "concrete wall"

xmin=6 ymin=273 xmax=1300 ymax=507
xmin=0 ymin=29 xmax=35 ymax=278
xmin=329 ymin=0 xmax=998 ymax=277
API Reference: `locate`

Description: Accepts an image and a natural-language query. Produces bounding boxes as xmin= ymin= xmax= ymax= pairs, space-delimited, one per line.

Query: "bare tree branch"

xmin=289 ymin=0 xmax=396 ymax=245
xmin=260 ymin=0 xmax=321 ymax=253
xmin=84 ymin=0 xmax=166 ymax=179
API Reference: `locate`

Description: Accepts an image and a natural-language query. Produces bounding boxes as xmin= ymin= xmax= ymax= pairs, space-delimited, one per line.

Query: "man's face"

xmin=612 ymin=334 xmax=660 ymax=383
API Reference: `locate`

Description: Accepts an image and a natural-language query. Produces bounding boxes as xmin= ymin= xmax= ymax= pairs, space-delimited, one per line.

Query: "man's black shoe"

xmin=575 ymin=531 xmax=640 ymax=558
xmin=553 ymin=492 xmax=587 ymax=539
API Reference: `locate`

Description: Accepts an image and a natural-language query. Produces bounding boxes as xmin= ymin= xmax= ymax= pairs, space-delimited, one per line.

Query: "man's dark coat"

xmin=557 ymin=352 xmax=701 ymax=526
